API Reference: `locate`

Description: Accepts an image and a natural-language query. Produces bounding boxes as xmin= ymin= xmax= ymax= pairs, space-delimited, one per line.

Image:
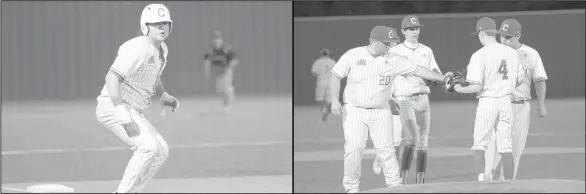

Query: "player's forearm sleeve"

xmin=105 ymin=72 xmax=123 ymax=105
xmin=330 ymin=76 xmax=341 ymax=103
xmin=535 ymin=80 xmax=547 ymax=104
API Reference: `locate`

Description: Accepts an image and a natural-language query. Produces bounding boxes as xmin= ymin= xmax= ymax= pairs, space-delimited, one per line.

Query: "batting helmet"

xmin=140 ymin=4 xmax=173 ymax=36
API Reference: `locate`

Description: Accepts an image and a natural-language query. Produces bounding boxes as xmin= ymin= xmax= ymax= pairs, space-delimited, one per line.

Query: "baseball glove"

xmin=445 ymin=69 xmax=469 ymax=93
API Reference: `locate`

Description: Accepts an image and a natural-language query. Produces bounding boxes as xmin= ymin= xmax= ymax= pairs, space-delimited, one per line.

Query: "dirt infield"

xmin=294 ymin=98 xmax=585 ymax=193
xmin=2 ymin=96 xmax=292 ymax=192
xmin=362 ymin=179 xmax=585 ymax=193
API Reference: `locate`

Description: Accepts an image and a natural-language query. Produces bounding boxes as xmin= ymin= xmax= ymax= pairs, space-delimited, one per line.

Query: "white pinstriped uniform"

xmin=95 ymin=36 xmax=170 ymax=193
xmin=332 ymin=46 xmax=420 ymax=191
xmin=389 ymin=42 xmax=441 ymax=150
xmin=485 ymin=44 xmax=548 ymax=179
xmin=467 ymin=42 xmax=525 ymax=153
xmin=312 ymin=56 xmax=336 ymax=102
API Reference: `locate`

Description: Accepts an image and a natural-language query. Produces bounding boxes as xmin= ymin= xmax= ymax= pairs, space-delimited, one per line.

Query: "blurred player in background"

xmin=204 ymin=30 xmax=239 ymax=114
xmin=387 ymin=15 xmax=443 ymax=184
xmin=329 ymin=25 xmax=452 ymax=193
xmin=485 ymin=18 xmax=549 ymax=181
xmin=95 ymin=4 xmax=179 ymax=192
xmin=450 ymin=17 xmax=526 ymax=182
xmin=311 ymin=48 xmax=336 ymax=121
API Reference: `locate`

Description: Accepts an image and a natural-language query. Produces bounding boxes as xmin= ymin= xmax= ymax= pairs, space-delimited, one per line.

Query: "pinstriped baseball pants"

xmin=471 ymin=96 xmax=513 ymax=153
xmin=485 ymin=100 xmax=530 ymax=180
xmin=394 ymin=94 xmax=431 ymax=150
xmin=342 ymin=104 xmax=401 ymax=191
xmin=96 ymin=99 xmax=169 ymax=193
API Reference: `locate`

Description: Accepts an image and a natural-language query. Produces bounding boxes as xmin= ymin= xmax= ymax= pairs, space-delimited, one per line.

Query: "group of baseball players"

xmin=313 ymin=14 xmax=548 ymax=193
xmin=95 ymin=4 xmax=238 ymax=192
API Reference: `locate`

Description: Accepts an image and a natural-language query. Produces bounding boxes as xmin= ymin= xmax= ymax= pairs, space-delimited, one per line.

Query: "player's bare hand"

xmin=331 ymin=101 xmax=342 ymax=116
xmin=161 ymin=92 xmax=180 ymax=112
xmin=453 ymin=84 xmax=463 ymax=92
xmin=537 ymin=105 xmax=548 ymax=117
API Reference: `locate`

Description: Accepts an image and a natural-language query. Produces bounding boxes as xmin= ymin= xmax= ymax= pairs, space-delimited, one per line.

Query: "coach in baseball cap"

xmin=369 ymin=25 xmax=400 ymax=55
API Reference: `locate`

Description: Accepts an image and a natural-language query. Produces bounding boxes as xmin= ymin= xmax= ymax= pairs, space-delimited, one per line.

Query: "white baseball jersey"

xmin=97 ymin=36 xmax=168 ymax=112
xmin=332 ymin=46 xmax=420 ymax=109
xmin=389 ymin=42 xmax=441 ymax=96
xmin=485 ymin=44 xmax=548 ymax=180
xmin=468 ymin=42 xmax=524 ymax=153
xmin=466 ymin=42 xmax=524 ymax=98
xmin=511 ymin=44 xmax=548 ymax=101
xmin=388 ymin=41 xmax=440 ymax=151
xmin=332 ymin=46 xmax=419 ymax=191
xmin=95 ymin=36 xmax=170 ymax=193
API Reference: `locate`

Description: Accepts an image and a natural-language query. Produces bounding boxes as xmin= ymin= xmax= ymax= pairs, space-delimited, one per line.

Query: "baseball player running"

xmin=95 ymin=4 xmax=179 ymax=193
xmin=204 ymin=30 xmax=239 ymax=114
xmin=448 ymin=17 xmax=526 ymax=182
xmin=485 ymin=18 xmax=549 ymax=181
xmin=330 ymin=25 xmax=453 ymax=193
xmin=311 ymin=48 xmax=337 ymax=121
xmin=388 ymin=15 xmax=443 ymax=185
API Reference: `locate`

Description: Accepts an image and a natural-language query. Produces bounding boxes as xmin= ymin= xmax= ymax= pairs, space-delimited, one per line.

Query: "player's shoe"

xmin=372 ymin=157 xmax=383 ymax=175
xmin=345 ymin=188 xmax=359 ymax=193
xmin=477 ymin=173 xmax=485 ymax=182
xmin=387 ymin=182 xmax=403 ymax=188
xmin=321 ymin=112 xmax=329 ymax=121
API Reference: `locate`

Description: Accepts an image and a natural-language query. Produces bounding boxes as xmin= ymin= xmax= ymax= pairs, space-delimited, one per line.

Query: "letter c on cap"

xmin=411 ymin=18 xmax=417 ymax=24
xmin=502 ymin=24 xmax=508 ymax=31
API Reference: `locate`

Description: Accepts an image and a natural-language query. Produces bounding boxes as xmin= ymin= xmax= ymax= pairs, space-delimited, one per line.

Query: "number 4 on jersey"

xmin=498 ymin=60 xmax=508 ymax=80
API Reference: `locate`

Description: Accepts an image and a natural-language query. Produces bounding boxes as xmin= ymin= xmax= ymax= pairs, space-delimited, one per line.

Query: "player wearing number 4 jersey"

xmin=95 ymin=4 xmax=179 ymax=193
xmin=485 ymin=18 xmax=549 ymax=181
xmin=329 ymin=25 xmax=453 ymax=193
xmin=448 ymin=17 xmax=527 ymax=182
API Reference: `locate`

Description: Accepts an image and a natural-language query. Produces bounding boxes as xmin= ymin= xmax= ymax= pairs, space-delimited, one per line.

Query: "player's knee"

xmin=344 ymin=144 xmax=366 ymax=154
xmin=403 ymin=139 xmax=415 ymax=147
xmin=137 ymin=141 xmax=158 ymax=156
xmin=471 ymin=145 xmax=488 ymax=151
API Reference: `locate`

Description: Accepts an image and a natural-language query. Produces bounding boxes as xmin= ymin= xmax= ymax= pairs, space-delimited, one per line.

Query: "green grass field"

xmin=294 ymin=98 xmax=585 ymax=193
xmin=2 ymin=96 xmax=292 ymax=193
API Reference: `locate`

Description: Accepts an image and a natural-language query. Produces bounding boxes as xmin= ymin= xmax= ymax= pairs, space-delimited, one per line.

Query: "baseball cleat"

xmin=345 ymin=188 xmax=359 ymax=193
xmin=478 ymin=173 xmax=485 ymax=182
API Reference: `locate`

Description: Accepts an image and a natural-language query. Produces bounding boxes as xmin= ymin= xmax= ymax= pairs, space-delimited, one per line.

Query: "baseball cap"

xmin=370 ymin=25 xmax=399 ymax=44
xmin=498 ymin=19 xmax=522 ymax=36
xmin=402 ymin=15 xmax=424 ymax=29
xmin=470 ymin=17 xmax=497 ymax=35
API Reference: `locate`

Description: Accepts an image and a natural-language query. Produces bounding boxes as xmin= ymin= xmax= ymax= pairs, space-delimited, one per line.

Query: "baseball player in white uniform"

xmin=485 ymin=18 xmax=549 ymax=181
xmin=387 ymin=15 xmax=442 ymax=185
xmin=311 ymin=48 xmax=337 ymax=121
xmin=330 ymin=25 xmax=452 ymax=193
xmin=449 ymin=17 xmax=526 ymax=182
xmin=95 ymin=4 xmax=180 ymax=193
